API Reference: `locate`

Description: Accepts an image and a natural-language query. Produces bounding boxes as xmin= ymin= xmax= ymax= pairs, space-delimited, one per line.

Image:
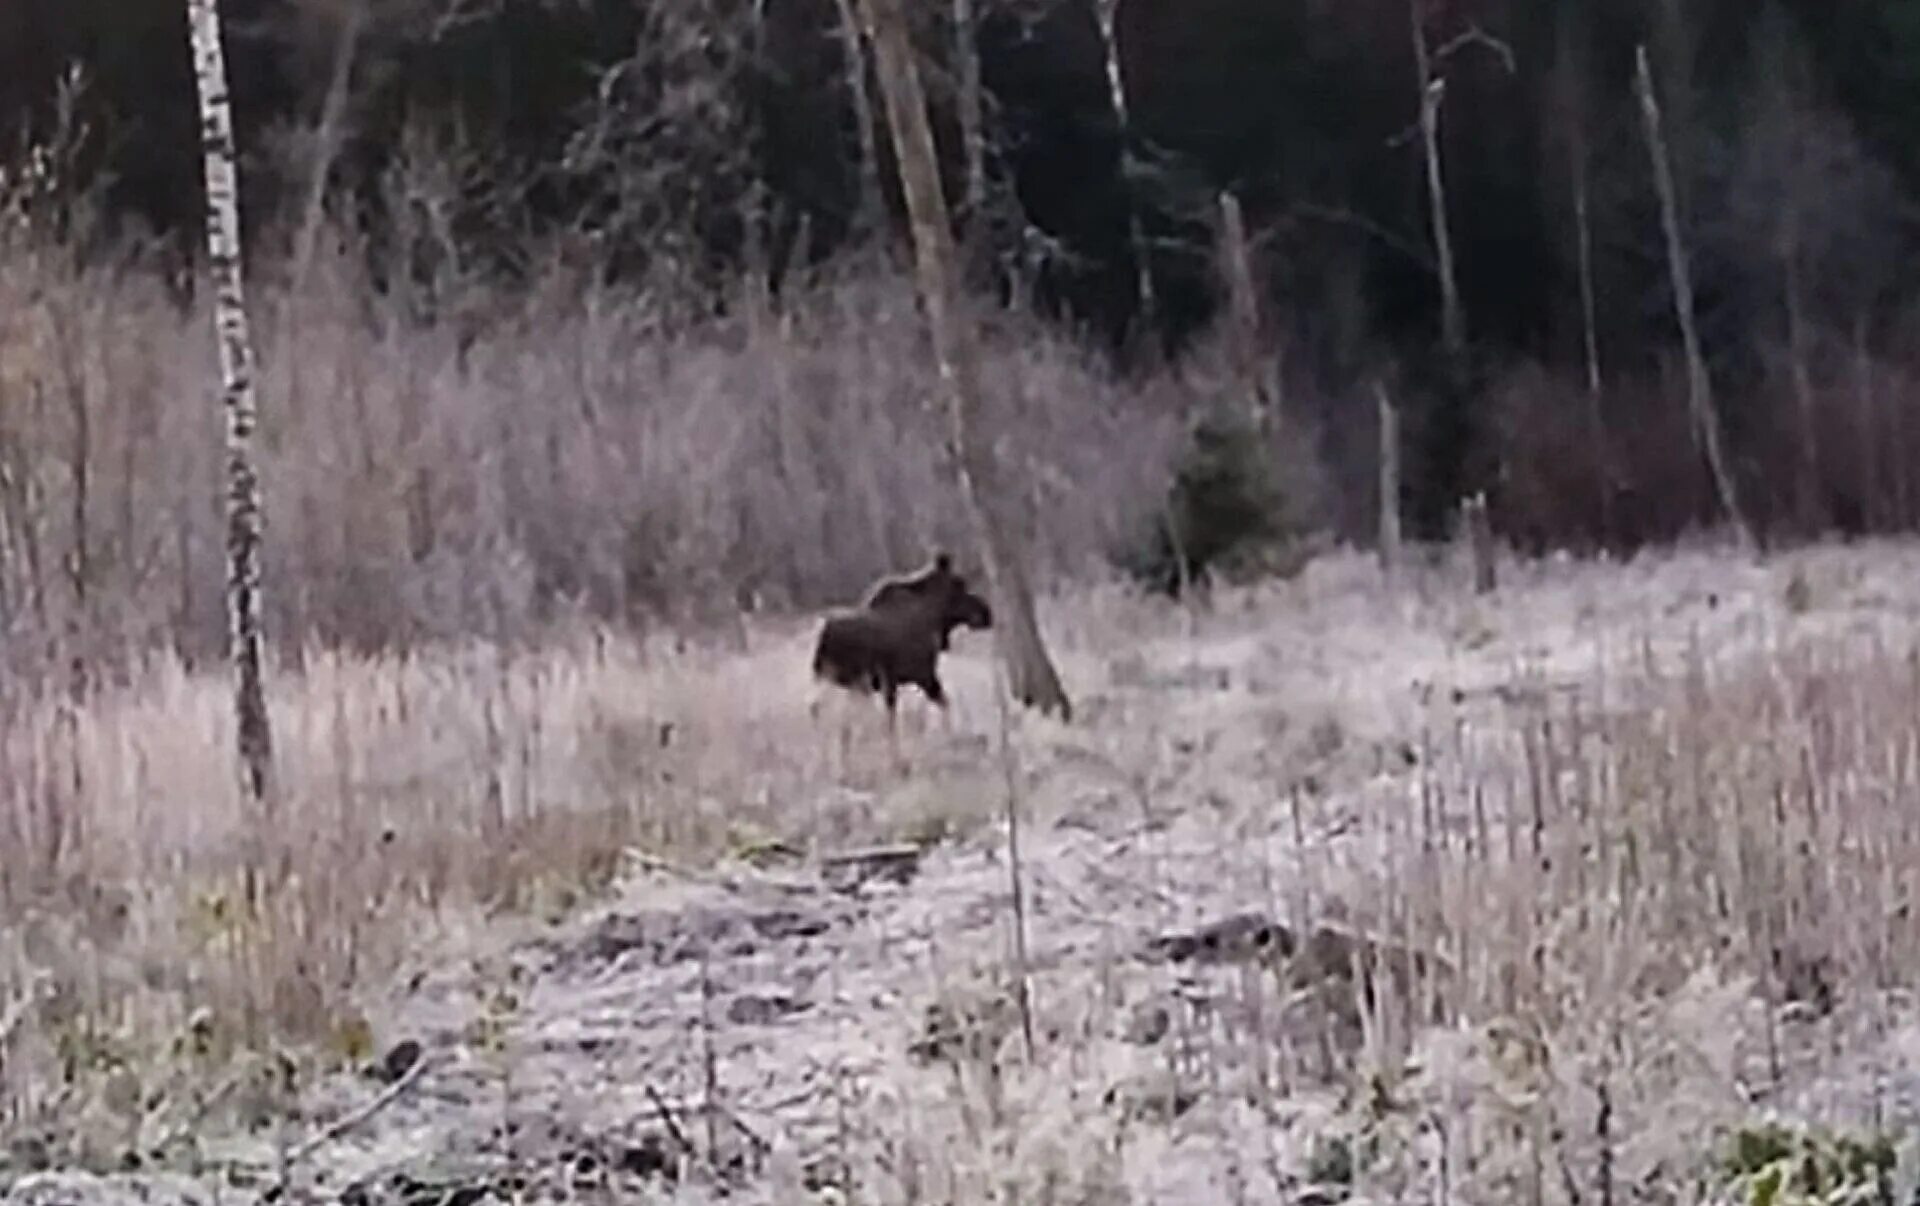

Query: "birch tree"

xmin=857 ymin=0 xmax=1073 ymax=721
xmin=1092 ymin=0 xmax=1156 ymax=335
xmin=1405 ymin=1 xmax=1513 ymax=365
xmin=1636 ymin=44 xmax=1753 ymax=552
xmin=187 ymin=0 xmax=276 ymax=804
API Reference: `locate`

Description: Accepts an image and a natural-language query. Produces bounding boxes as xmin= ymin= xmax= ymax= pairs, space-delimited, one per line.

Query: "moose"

xmin=811 ymin=553 xmax=994 ymax=726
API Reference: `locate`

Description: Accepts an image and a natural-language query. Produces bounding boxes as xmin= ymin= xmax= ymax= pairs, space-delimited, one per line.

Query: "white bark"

xmin=1093 ymin=0 xmax=1156 ymax=334
xmin=1635 ymin=44 xmax=1753 ymax=552
xmin=188 ymin=0 xmax=276 ymax=804
xmin=1410 ymin=3 xmax=1463 ymax=361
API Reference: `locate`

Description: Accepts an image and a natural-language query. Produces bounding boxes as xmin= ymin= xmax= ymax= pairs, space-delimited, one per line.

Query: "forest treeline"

xmin=1 ymin=0 xmax=1919 ymax=665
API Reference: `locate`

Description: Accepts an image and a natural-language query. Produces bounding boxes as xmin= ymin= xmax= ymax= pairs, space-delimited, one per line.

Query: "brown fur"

xmin=813 ymin=553 xmax=993 ymax=713
xmin=860 ymin=553 xmax=969 ymax=650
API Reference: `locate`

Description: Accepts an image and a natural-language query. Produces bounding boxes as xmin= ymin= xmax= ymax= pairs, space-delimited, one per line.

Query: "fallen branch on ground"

xmin=284 ymin=1050 xmax=438 ymax=1168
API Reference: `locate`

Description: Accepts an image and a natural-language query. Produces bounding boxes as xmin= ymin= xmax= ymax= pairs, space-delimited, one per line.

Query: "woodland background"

xmin=6 ymin=6 xmax=1920 ymax=1189
xmin=1 ymin=0 xmax=1917 ymax=670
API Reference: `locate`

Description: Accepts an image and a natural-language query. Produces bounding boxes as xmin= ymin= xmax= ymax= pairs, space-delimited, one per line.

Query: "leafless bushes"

xmin=0 ymin=227 xmax=1180 ymax=686
xmin=1489 ymin=324 xmax=1920 ymax=555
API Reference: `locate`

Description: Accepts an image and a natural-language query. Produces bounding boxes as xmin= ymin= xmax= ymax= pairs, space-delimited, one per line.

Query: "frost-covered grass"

xmin=6 ymin=539 xmax=1920 ymax=1201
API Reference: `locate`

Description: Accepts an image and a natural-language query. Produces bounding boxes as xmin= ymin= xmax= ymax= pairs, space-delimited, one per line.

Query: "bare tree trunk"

xmin=1572 ymin=138 xmax=1602 ymax=404
xmin=952 ymin=0 xmax=986 ymax=227
xmin=1560 ymin=9 xmax=1612 ymax=543
xmin=1410 ymin=2 xmax=1464 ymax=363
xmin=1377 ymin=382 xmax=1402 ymax=581
xmin=1093 ymin=0 xmax=1156 ymax=336
xmin=188 ymin=0 xmax=276 ymax=805
xmin=1634 ymin=44 xmax=1753 ymax=552
xmin=1781 ymin=225 xmax=1819 ymax=532
xmin=1571 ymin=128 xmax=1612 ymax=531
xmin=1462 ymin=491 xmax=1495 ymax=594
xmin=1851 ymin=314 xmax=1880 ymax=529
xmin=1649 ymin=0 xmax=1698 ymax=212
xmin=1217 ymin=191 xmax=1280 ymax=434
xmin=1752 ymin=12 xmax=1819 ymax=534
xmin=290 ymin=0 xmax=365 ymax=297
xmin=858 ymin=0 xmax=1073 ymax=721
xmin=829 ymin=0 xmax=884 ymax=235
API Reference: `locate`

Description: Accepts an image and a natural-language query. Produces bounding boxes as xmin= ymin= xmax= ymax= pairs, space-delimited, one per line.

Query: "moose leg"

xmin=881 ymin=678 xmax=903 ymax=771
xmin=913 ymin=671 xmax=956 ymax=735
xmin=936 ymin=674 xmax=959 ymax=734
xmin=920 ymin=673 xmax=948 ymax=707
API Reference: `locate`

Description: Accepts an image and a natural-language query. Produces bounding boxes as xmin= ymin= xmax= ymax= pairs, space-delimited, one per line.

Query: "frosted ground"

xmin=8 ymin=540 xmax=1920 ymax=1204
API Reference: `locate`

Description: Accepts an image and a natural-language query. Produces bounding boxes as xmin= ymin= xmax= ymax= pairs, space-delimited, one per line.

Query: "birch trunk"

xmin=1635 ymin=44 xmax=1753 ymax=552
xmin=187 ymin=0 xmax=276 ymax=804
xmin=1093 ymin=0 xmax=1156 ymax=336
xmin=1410 ymin=2 xmax=1465 ymax=362
xmin=857 ymin=0 xmax=1073 ymax=721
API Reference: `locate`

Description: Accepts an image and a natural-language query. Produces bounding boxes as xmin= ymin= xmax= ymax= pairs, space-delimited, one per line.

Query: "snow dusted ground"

xmin=13 ymin=540 xmax=1920 ymax=1204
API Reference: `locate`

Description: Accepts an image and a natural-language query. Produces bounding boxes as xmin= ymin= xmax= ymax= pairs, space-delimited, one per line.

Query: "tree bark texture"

xmin=1635 ymin=44 xmax=1754 ymax=551
xmin=1217 ymin=190 xmax=1280 ymax=434
xmin=857 ymin=0 xmax=1073 ymax=721
xmin=187 ymin=0 xmax=276 ymax=804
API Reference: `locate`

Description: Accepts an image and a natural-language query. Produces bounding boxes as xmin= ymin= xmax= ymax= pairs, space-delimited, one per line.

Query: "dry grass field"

xmin=5 ymin=537 xmax=1920 ymax=1203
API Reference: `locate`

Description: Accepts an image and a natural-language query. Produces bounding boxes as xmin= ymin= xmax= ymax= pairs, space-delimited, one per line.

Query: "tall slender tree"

xmin=1636 ymin=44 xmax=1753 ymax=552
xmin=1553 ymin=1 xmax=1611 ymax=539
xmin=1410 ymin=4 xmax=1464 ymax=363
xmin=829 ymin=0 xmax=884 ymax=235
xmin=857 ymin=0 xmax=1073 ymax=721
xmin=1092 ymin=0 xmax=1156 ymax=339
xmin=187 ymin=0 xmax=275 ymax=804
xmin=1405 ymin=1 xmax=1514 ymax=367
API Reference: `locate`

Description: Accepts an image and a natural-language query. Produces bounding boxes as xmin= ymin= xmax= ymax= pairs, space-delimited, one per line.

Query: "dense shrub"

xmin=1118 ymin=405 xmax=1314 ymax=598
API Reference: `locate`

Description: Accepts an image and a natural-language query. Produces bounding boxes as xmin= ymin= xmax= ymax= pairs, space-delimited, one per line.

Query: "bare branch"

xmin=284 ymin=1052 xmax=439 ymax=1167
xmin=1434 ymin=24 xmax=1517 ymax=74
